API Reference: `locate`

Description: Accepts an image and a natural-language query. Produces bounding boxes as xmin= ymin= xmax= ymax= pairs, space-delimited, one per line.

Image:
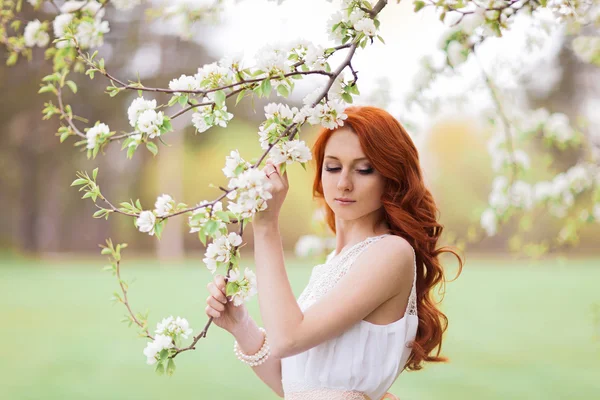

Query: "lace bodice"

xmin=281 ymin=234 xmax=419 ymax=400
xmin=297 ymin=234 xmax=417 ymax=317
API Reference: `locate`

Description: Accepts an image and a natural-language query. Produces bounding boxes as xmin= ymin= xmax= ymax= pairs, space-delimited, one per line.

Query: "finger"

xmin=205 ymin=305 xmax=221 ymax=319
xmin=215 ymin=275 xmax=227 ymax=293
xmin=207 ymin=295 xmax=226 ymax=312
xmin=207 ymin=282 xmax=227 ymax=304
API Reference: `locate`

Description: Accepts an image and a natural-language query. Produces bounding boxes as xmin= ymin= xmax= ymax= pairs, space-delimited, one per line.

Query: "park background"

xmin=1 ymin=0 xmax=599 ymax=399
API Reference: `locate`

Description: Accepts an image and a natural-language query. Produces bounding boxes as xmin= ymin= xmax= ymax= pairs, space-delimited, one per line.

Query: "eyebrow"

xmin=324 ymin=156 xmax=369 ymax=162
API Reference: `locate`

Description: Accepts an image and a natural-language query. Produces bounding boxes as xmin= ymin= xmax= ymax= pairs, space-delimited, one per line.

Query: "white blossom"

xmin=168 ymin=74 xmax=200 ymax=96
xmin=572 ymin=36 xmax=600 ymax=64
xmin=137 ymin=109 xmax=164 ymax=138
xmin=480 ymin=208 xmax=498 ymax=237
xmin=264 ymin=103 xmax=296 ymax=121
xmin=460 ymin=6 xmax=486 ymax=35
xmin=112 ymin=0 xmax=142 ymax=11
xmin=353 ymin=18 xmax=377 ymax=36
xmin=75 ymin=18 xmax=110 ymax=49
xmin=143 ymin=334 xmax=173 ymax=365
xmin=188 ymin=200 xmax=227 ymax=234
xmin=155 ymin=316 xmax=193 ymax=340
xmin=154 ymin=194 xmax=175 ymax=217
xmin=223 ymin=150 xmax=251 ymax=178
xmin=255 ymin=44 xmax=291 ymax=76
xmin=53 ymin=13 xmax=74 ymax=45
xmin=203 ymin=232 xmax=243 ymax=274
xmin=191 ymin=105 xmax=233 ymax=133
xmin=24 ymin=20 xmax=49 ymax=48
xmin=447 ymin=41 xmax=468 ymax=67
xmin=86 ymin=122 xmax=110 ymax=149
xmin=195 ymin=62 xmax=234 ymax=89
xmin=230 ymin=267 xmax=258 ymax=307
xmin=128 ymin=97 xmax=157 ymax=128
xmin=136 ymin=210 xmax=156 ymax=235
xmin=226 ymin=169 xmax=273 ymax=219
xmin=306 ymin=101 xmax=348 ymax=129
xmin=269 ymin=139 xmax=312 ymax=165
xmin=544 ymin=113 xmax=574 ymax=144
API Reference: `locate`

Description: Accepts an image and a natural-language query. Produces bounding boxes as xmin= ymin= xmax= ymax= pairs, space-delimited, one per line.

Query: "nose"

xmin=336 ymin=170 xmax=353 ymax=193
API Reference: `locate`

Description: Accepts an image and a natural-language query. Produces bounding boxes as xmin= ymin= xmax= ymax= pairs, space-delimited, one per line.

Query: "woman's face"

xmin=321 ymin=127 xmax=386 ymax=221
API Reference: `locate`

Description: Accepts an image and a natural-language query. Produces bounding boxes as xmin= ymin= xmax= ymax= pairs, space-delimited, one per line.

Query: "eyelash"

xmin=324 ymin=167 xmax=374 ymax=175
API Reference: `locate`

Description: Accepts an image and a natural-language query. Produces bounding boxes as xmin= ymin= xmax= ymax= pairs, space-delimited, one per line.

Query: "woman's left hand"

xmin=253 ymin=159 xmax=288 ymax=229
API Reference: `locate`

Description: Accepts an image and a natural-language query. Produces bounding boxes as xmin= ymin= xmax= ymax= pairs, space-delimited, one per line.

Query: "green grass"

xmin=1 ymin=254 xmax=599 ymax=400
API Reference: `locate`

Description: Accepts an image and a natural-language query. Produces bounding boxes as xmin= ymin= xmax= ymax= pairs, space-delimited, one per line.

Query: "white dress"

xmin=281 ymin=234 xmax=419 ymax=400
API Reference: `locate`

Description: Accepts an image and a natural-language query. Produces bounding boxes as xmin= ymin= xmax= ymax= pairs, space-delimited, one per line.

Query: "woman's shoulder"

xmin=363 ymin=234 xmax=415 ymax=275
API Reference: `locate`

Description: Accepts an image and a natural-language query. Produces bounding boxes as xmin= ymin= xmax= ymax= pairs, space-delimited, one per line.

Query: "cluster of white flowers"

xmin=168 ymin=74 xmax=200 ymax=96
xmin=191 ymin=104 xmax=234 ymax=133
xmin=85 ymin=122 xmax=110 ymax=150
xmin=111 ymin=0 xmax=142 ymax=11
xmin=533 ymin=163 xmax=598 ymax=218
xmin=222 ymin=150 xmax=252 ymax=178
xmin=572 ymin=36 xmax=600 ymax=65
xmin=543 ymin=112 xmax=576 ymax=145
xmin=486 ymin=133 xmax=531 ymax=173
xmin=127 ymin=97 xmax=168 ymax=141
xmin=142 ymin=315 xmax=192 ymax=365
xmin=258 ymin=103 xmax=298 ymax=150
xmin=51 ymin=1 xmax=110 ymax=50
xmin=188 ymin=200 xmax=228 ymax=235
xmin=203 ymin=232 xmax=243 ymax=274
xmin=195 ymin=62 xmax=235 ymax=90
xmin=136 ymin=210 xmax=156 ymax=235
xmin=269 ymin=139 xmax=312 ymax=165
xmin=155 ymin=316 xmax=193 ymax=340
xmin=304 ymin=100 xmax=348 ymax=129
xmin=228 ymin=267 xmax=258 ymax=307
xmin=291 ymin=41 xmax=328 ymax=70
xmin=482 ymin=162 xmax=600 ymax=235
xmin=326 ymin=2 xmax=379 ymax=43
xmin=481 ymin=176 xmax=534 ymax=236
xmin=516 ymin=108 xmax=577 ymax=147
xmin=154 ymin=194 xmax=175 ymax=217
xmin=143 ymin=334 xmax=173 ymax=365
xmin=226 ymin=168 xmax=273 ymax=220
xmin=255 ymin=43 xmax=291 ymax=77
xmin=23 ymin=19 xmax=49 ymax=47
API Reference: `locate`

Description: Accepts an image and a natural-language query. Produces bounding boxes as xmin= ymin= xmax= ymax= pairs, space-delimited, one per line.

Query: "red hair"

xmin=310 ymin=106 xmax=464 ymax=371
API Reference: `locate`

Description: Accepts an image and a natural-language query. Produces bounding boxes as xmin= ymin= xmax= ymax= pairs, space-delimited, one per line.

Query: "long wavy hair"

xmin=310 ymin=106 xmax=464 ymax=371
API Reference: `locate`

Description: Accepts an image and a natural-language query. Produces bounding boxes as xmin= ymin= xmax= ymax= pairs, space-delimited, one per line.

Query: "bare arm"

xmin=230 ymin=315 xmax=284 ymax=398
xmin=253 ymin=223 xmax=413 ymax=359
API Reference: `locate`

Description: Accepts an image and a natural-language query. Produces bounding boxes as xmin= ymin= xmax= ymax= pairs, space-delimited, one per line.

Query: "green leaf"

xmin=214 ymin=90 xmax=226 ymax=107
xmin=92 ymin=168 xmax=98 ymax=181
xmin=146 ymin=142 xmax=158 ymax=156
xmin=135 ymin=199 xmax=142 ymax=210
xmin=277 ymin=84 xmax=289 ymax=97
xmin=166 ymin=359 xmax=176 ymax=376
xmin=71 ymin=178 xmax=87 ymax=186
xmin=261 ymin=79 xmax=272 ymax=97
xmin=155 ymin=361 xmax=165 ymax=376
xmin=66 ymin=80 xmax=78 ymax=94
xmin=198 ymin=229 xmax=207 ymax=246
xmin=414 ymin=0 xmax=425 ymax=12
xmin=215 ymin=211 xmax=230 ymax=223
xmin=341 ymin=92 xmax=353 ymax=103
xmin=178 ymin=94 xmax=189 ymax=107
xmin=235 ymin=90 xmax=246 ymax=105
xmin=226 ymin=281 xmax=240 ymax=296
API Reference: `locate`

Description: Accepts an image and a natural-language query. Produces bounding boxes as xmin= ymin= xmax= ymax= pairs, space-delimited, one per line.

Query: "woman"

xmin=205 ymin=106 xmax=463 ymax=399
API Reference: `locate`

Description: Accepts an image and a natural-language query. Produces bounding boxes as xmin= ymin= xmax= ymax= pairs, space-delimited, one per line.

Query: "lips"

xmin=335 ymin=198 xmax=355 ymax=203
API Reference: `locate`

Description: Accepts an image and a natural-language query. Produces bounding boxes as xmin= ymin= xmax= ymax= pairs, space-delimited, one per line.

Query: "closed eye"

xmin=324 ymin=167 xmax=374 ymax=175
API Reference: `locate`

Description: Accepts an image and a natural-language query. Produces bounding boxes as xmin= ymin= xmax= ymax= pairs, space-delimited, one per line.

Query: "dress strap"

xmin=406 ymin=245 xmax=418 ymax=316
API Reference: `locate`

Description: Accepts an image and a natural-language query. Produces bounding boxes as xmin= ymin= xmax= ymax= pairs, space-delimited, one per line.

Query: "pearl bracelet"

xmin=234 ymin=327 xmax=271 ymax=367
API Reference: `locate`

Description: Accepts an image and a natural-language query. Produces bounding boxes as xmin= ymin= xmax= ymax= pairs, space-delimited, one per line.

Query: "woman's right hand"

xmin=205 ymin=274 xmax=249 ymax=334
